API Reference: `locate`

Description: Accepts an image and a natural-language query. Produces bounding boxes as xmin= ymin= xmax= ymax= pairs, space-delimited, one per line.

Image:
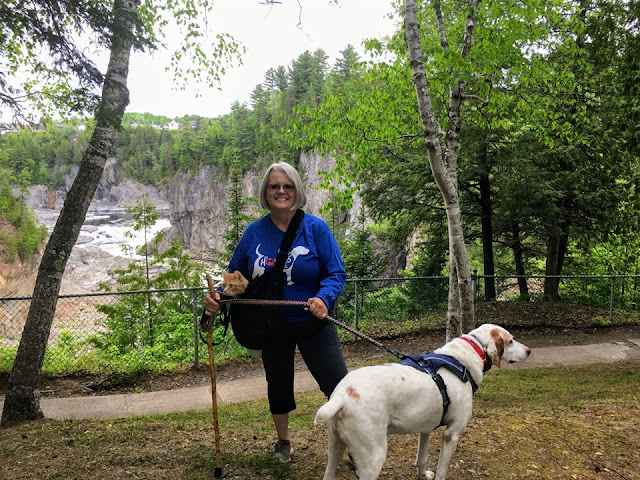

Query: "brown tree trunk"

xmin=1 ymin=0 xmax=139 ymax=427
xmin=543 ymin=229 xmax=568 ymax=301
xmin=479 ymin=163 xmax=496 ymax=301
xmin=511 ymin=221 xmax=529 ymax=300
xmin=543 ymin=2 xmax=585 ymax=302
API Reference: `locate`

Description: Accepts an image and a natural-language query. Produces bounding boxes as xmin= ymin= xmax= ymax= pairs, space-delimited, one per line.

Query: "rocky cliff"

xmin=24 ymin=157 xmax=169 ymax=212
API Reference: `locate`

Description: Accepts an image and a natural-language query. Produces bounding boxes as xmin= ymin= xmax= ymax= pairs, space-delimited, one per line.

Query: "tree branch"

xmin=461 ymin=0 xmax=481 ymax=59
xmin=432 ymin=0 xmax=450 ymax=51
xmin=461 ymin=94 xmax=489 ymax=103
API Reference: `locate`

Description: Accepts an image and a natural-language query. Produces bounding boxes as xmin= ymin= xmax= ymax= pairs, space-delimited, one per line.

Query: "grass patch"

xmin=476 ymin=362 xmax=640 ymax=410
xmin=2 ymin=361 xmax=639 ymax=479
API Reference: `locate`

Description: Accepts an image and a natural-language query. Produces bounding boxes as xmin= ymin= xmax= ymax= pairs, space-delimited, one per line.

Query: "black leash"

xmin=324 ymin=310 xmax=406 ymax=360
xmin=203 ymin=298 xmax=406 ymax=360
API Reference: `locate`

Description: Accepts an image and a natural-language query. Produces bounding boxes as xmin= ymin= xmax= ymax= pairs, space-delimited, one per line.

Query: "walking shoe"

xmin=271 ymin=439 xmax=292 ymax=463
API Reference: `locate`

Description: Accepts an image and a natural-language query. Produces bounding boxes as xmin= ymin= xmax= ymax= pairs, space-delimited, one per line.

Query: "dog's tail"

xmin=314 ymin=392 xmax=346 ymax=425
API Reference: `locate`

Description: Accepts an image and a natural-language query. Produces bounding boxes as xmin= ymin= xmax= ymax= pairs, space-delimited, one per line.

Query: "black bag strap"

xmin=273 ymin=209 xmax=305 ymax=272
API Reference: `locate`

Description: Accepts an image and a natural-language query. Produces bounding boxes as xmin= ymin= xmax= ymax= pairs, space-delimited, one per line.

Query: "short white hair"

xmin=258 ymin=162 xmax=307 ymax=210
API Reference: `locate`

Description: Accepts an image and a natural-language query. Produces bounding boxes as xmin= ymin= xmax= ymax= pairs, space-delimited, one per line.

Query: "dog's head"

xmin=468 ymin=324 xmax=531 ymax=368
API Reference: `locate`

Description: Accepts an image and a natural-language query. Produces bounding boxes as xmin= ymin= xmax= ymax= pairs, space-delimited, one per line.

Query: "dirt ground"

xmin=12 ymin=301 xmax=640 ymax=399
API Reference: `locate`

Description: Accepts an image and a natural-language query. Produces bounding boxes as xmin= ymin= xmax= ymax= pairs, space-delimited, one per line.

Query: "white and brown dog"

xmin=315 ymin=323 xmax=531 ymax=480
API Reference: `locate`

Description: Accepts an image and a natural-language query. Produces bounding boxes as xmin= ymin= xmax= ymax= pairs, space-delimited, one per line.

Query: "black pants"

xmin=262 ymin=319 xmax=348 ymax=415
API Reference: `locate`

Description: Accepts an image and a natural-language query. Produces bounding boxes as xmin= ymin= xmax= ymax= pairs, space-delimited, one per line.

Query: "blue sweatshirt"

xmin=228 ymin=212 xmax=346 ymax=324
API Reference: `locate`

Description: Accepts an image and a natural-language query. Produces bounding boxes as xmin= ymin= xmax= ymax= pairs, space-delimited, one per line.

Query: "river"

xmin=36 ymin=202 xmax=171 ymax=258
xmin=33 ymin=202 xmax=172 ymax=292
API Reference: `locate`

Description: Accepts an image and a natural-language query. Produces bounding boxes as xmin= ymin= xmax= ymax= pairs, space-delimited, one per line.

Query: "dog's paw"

xmin=418 ymin=470 xmax=435 ymax=480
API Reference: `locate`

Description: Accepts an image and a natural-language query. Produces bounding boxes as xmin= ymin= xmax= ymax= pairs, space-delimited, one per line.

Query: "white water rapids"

xmin=33 ymin=202 xmax=172 ymax=292
xmin=36 ymin=203 xmax=171 ymax=259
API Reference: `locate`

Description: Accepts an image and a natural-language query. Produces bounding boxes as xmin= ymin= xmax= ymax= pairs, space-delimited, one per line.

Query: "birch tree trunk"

xmin=1 ymin=0 xmax=139 ymax=427
xmin=404 ymin=0 xmax=478 ymax=339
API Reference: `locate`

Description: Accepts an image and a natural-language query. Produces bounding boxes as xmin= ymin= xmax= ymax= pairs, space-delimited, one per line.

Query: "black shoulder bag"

xmin=228 ymin=209 xmax=305 ymax=350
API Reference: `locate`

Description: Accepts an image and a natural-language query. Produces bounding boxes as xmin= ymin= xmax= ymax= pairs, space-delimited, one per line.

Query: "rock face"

xmin=158 ymin=163 xmax=241 ymax=253
xmin=63 ymin=248 xmax=131 ymax=291
xmin=22 ymin=157 xmax=169 ymax=212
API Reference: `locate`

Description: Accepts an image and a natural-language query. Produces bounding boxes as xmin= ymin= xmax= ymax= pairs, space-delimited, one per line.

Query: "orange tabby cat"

xmin=220 ymin=270 xmax=249 ymax=296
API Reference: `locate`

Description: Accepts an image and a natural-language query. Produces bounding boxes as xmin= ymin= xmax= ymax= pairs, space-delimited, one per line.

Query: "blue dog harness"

xmin=399 ymin=336 xmax=488 ymax=426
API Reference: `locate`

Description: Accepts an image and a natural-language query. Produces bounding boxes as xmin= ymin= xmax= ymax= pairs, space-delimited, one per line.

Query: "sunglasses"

xmin=267 ymin=183 xmax=296 ymax=192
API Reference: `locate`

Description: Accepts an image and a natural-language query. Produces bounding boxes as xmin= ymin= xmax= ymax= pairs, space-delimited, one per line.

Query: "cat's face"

xmin=220 ymin=270 xmax=249 ymax=296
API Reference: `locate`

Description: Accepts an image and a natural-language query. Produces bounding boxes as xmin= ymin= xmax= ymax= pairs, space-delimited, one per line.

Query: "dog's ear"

xmin=486 ymin=328 xmax=505 ymax=368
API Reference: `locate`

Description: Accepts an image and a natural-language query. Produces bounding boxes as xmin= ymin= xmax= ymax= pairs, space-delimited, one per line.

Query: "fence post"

xmin=471 ymin=269 xmax=478 ymax=324
xmin=192 ymin=289 xmax=199 ymax=368
xmin=354 ymin=278 xmax=359 ymax=340
xmin=610 ymin=276 xmax=616 ymax=323
xmin=471 ymin=269 xmax=478 ymax=301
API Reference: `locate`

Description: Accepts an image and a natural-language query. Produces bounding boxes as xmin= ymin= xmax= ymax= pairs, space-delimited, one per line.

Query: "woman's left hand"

xmin=306 ymin=297 xmax=328 ymax=319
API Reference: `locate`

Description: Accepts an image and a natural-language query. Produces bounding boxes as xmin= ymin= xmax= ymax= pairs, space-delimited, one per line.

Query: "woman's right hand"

xmin=204 ymin=292 xmax=221 ymax=317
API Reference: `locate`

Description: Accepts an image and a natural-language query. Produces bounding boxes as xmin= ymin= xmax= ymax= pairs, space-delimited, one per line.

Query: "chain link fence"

xmin=475 ymin=274 xmax=640 ymax=313
xmin=335 ymin=276 xmax=449 ymax=340
xmin=1 ymin=275 xmax=639 ymax=376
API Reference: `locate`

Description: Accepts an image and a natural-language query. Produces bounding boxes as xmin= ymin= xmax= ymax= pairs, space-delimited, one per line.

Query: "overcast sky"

xmin=125 ymin=0 xmax=398 ymax=119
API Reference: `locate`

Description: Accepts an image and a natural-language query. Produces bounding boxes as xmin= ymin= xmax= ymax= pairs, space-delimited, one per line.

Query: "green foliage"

xmin=1 ymin=0 xmax=244 ymax=122
xmin=558 ymin=275 xmax=640 ymax=311
xmin=0 ymin=180 xmax=47 ymax=261
xmin=0 ymin=0 xmax=116 ymax=118
xmin=0 ymin=124 xmax=88 ymax=187
xmin=400 ymin=232 xmax=450 ymax=315
xmin=287 ymin=49 xmax=329 ymax=108
xmin=115 ymin=126 xmax=177 ymax=184
xmin=0 ymin=343 xmax=17 ymax=373
xmin=121 ymin=113 xmax=173 ymax=127
xmin=92 ymin=202 xmax=208 ymax=357
xmin=286 ymin=0 xmax=640 ymax=291
xmin=363 ymin=286 xmax=411 ymax=321
xmin=0 ymin=45 xmax=362 ymax=192
xmin=90 ymin=308 xmax=196 ymax=364
xmin=123 ymin=196 xmax=159 ymax=258
xmin=0 ymin=46 xmax=331 ymax=185
xmin=53 ymin=331 xmax=87 ymax=357
xmin=21 ymin=297 xmax=248 ymax=376
xmin=220 ymin=161 xmax=258 ymax=264
xmin=341 ymin=207 xmax=385 ymax=279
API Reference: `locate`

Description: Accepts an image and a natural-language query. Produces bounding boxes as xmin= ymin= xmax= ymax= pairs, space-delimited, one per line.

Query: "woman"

xmin=203 ymin=162 xmax=348 ymax=463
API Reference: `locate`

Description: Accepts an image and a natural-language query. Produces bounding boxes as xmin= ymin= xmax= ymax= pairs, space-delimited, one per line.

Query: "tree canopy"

xmin=287 ymin=0 xmax=639 ymax=302
xmin=0 ymin=0 xmax=242 ymax=122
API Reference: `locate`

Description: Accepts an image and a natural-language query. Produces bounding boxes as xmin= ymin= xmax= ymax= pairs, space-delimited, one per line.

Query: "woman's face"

xmin=266 ymin=169 xmax=297 ymax=212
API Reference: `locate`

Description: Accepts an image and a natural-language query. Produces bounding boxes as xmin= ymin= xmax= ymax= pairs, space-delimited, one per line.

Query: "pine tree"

xmin=221 ymin=161 xmax=256 ymax=265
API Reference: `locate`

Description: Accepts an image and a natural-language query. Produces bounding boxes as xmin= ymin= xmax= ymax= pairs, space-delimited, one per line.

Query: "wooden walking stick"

xmin=205 ymin=274 xmax=223 ymax=478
